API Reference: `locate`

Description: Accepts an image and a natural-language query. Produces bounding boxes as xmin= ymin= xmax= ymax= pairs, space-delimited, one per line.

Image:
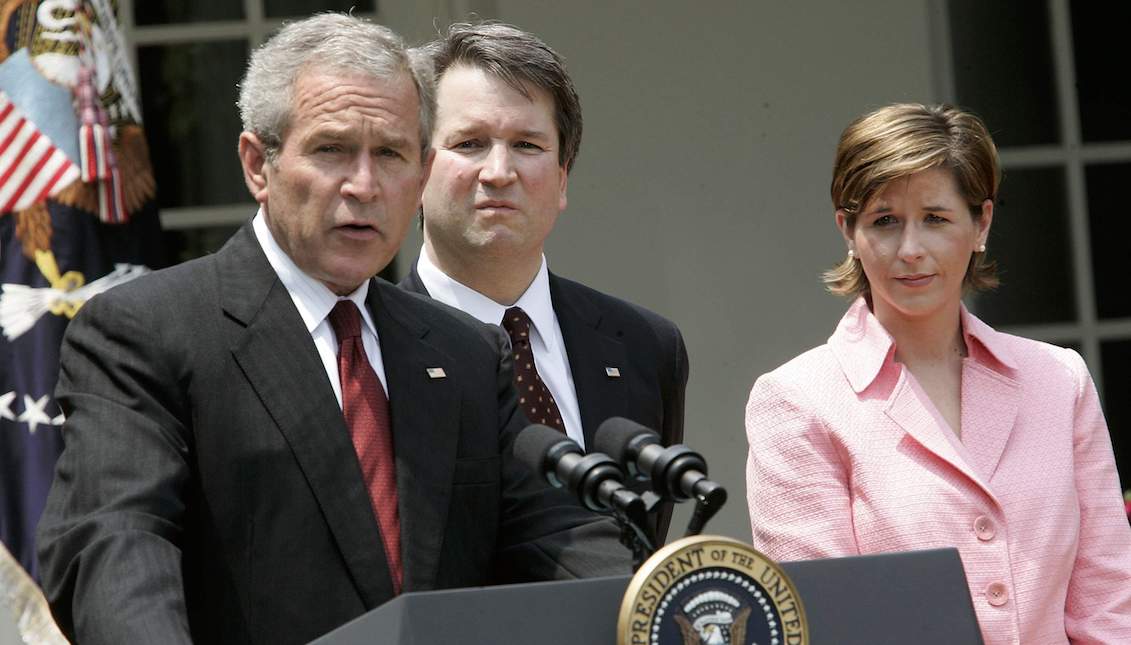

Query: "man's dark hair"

xmin=424 ymin=22 xmax=582 ymax=171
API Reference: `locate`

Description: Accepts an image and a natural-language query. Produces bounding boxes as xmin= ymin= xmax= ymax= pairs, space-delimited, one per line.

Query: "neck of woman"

xmin=873 ymin=300 xmax=967 ymax=367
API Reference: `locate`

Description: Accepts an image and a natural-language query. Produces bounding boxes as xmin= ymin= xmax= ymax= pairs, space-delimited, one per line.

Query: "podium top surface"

xmin=312 ymin=547 xmax=983 ymax=645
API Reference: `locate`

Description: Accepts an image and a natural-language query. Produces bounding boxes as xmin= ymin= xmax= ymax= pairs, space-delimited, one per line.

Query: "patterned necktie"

xmin=328 ymin=300 xmax=401 ymax=592
xmin=501 ymin=307 xmax=566 ymax=433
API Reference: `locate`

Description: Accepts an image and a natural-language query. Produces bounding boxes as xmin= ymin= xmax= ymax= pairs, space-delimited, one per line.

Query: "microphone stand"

xmin=601 ymin=486 xmax=659 ymax=571
xmin=683 ymin=479 xmax=727 ymax=537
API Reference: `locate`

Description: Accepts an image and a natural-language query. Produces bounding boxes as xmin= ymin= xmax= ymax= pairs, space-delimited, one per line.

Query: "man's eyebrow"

xmin=515 ymin=128 xmax=553 ymax=141
xmin=304 ymin=125 xmax=352 ymax=141
xmin=442 ymin=124 xmax=553 ymax=141
xmin=378 ymin=133 xmax=412 ymax=149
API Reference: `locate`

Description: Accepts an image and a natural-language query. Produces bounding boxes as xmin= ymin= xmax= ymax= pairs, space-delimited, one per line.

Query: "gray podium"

xmin=311 ymin=547 xmax=984 ymax=645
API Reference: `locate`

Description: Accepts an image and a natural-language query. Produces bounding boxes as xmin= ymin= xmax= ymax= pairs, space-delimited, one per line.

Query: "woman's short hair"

xmin=823 ymin=103 xmax=1000 ymax=297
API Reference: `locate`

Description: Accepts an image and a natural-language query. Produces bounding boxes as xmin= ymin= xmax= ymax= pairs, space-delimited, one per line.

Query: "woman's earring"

xmin=847 ymin=249 xmax=856 ymax=260
xmin=976 ymin=244 xmax=986 ymax=253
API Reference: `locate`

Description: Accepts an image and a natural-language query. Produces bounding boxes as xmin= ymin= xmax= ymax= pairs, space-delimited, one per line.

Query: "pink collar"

xmin=828 ymin=297 xmax=1018 ymax=393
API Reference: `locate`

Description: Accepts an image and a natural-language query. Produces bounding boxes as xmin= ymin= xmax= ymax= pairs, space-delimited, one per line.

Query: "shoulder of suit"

xmin=375 ymin=279 xmax=504 ymax=347
xmin=550 ymin=273 xmax=683 ymax=337
xmin=977 ymin=327 xmax=1086 ymax=384
xmin=86 ymin=251 xmax=220 ymax=311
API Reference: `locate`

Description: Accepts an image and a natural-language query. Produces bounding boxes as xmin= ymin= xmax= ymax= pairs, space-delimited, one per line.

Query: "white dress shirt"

xmin=252 ymin=211 xmax=387 ymax=408
xmin=416 ymin=247 xmax=585 ymax=447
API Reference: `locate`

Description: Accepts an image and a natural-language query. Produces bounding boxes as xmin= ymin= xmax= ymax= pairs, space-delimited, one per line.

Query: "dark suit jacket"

xmin=400 ymin=262 xmax=689 ymax=538
xmin=36 ymin=225 xmax=628 ymax=645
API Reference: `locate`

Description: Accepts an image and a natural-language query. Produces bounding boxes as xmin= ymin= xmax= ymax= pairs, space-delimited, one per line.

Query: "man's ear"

xmin=239 ymin=132 xmax=270 ymax=204
xmin=558 ymin=165 xmax=568 ymax=213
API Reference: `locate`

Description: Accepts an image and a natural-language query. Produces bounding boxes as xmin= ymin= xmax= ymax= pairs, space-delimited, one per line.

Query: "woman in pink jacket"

xmin=745 ymin=103 xmax=1131 ymax=644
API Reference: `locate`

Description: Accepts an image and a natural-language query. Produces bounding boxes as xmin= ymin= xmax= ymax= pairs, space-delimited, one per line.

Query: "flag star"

xmin=18 ymin=394 xmax=52 ymax=435
xmin=0 ymin=391 xmax=15 ymax=421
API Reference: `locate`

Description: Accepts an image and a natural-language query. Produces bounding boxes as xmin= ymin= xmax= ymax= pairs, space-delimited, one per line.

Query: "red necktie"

xmin=502 ymin=307 xmax=566 ymax=433
xmin=328 ymin=301 xmax=401 ymax=592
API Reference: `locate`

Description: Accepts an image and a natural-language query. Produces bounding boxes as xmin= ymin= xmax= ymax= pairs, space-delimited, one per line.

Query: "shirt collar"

xmin=828 ymin=296 xmax=1017 ymax=393
xmin=252 ymin=210 xmax=375 ymax=335
xmin=416 ymin=246 xmax=558 ymax=347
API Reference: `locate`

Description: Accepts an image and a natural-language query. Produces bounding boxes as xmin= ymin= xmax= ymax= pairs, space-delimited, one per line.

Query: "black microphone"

xmin=594 ymin=417 xmax=727 ymax=508
xmin=513 ymin=424 xmax=644 ymax=515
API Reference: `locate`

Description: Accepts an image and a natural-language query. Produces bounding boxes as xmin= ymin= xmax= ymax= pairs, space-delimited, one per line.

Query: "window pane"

xmin=948 ymin=0 xmax=1059 ymax=146
xmin=1085 ymin=162 xmax=1131 ymax=319
xmin=139 ymin=40 xmax=249 ymax=209
xmin=264 ymin=0 xmax=377 ymax=19
xmin=1070 ymin=1 xmax=1131 ymax=142
xmin=970 ymin=167 xmax=1076 ymax=326
xmin=1100 ymin=341 xmax=1131 ymax=488
xmin=135 ymin=0 xmax=243 ymax=25
xmin=163 ymin=225 xmax=242 ymax=265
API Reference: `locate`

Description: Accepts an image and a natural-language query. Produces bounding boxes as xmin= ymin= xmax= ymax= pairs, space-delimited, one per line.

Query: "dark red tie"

xmin=502 ymin=307 xmax=566 ymax=433
xmin=328 ymin=301 xmax=401 ymax=592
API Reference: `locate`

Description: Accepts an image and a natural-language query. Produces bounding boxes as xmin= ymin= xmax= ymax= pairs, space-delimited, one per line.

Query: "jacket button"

xmin=986 ymin=581 xmax=1009 ymax=607
xmin=974 ymin=515 xmax=996 ymax=541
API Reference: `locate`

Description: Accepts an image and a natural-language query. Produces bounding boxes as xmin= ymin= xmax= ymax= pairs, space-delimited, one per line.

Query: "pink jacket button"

xmin=974 ymin=515 xmax=996 ymax=541
xmin=986 ymin=581 xmax=1009 ymax=607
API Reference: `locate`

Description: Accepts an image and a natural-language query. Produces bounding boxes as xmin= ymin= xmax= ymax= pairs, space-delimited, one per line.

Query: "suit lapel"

xmin=550 ymin=274 xmax=626 ymax=448
xmin=959 ymin=361 xmax=1020 ymax=482
xmin=397 ymin=258 xmax=430 ymax=296
xmin=221 ymin=226 xmax=395 ymax=607
xmin=884 ymin=370 xmax=996 ymax=502
xmin=368 ymin=282 xmax=460 ymax=592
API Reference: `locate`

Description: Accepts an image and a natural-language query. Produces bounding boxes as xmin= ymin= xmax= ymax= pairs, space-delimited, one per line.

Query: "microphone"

xmin=594 ymin=417 xmax=727 ymax=508
xmin=513 ymin=424 xmax=644 ymax=515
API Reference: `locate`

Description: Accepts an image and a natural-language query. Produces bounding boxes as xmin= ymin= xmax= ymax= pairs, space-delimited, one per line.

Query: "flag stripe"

xmin=0 ymin=127 xmax=41 ymax=192
xmin=0 ymin=132 xmax=49 ymax=207
xmin=5 ymin=144 xmax=58 ymax=211
xmin=24 ymin=152 xmax=78 ymax=211
xmin=0 ymin=115 xmax=32 ymax=162
xmin=0 ymin=100 xmax=17 ymax=144
xmin=2 ymin=142 xmax=54 ymax=212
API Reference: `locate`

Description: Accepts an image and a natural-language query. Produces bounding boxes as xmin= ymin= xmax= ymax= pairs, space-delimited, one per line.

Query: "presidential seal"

xmin=618 ymin=536 xmax=809 ymax=645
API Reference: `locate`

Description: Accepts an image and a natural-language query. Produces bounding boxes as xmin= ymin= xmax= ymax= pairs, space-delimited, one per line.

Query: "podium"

xmin=311 ymin=547 xmax=983 ymax=644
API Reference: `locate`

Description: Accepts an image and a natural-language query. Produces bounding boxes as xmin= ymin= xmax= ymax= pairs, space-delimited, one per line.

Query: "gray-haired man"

xmin=37 ymin=14 xmax=627 ymax=645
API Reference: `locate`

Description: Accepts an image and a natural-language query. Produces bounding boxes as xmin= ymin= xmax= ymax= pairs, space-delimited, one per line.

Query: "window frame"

xmin=117 ymin=0 xmax=380 ymax=232
xmin=932 ymin=0 xmax=1131 ymax=395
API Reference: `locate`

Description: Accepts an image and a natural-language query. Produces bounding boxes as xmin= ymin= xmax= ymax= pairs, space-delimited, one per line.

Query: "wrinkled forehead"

xmin=285 ymin=68 xmax=421 ymax=134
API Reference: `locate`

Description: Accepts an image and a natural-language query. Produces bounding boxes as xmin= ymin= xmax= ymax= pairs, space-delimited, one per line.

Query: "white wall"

xmin=399 ymin=1 xmax=939 ymax=541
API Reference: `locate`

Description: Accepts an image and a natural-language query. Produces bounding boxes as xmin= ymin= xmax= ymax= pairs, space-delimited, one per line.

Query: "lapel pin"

xmin=426 ymin=367 xmax=447 ymax=379
xmin=605 ymin=367 xmax=621 ymax=378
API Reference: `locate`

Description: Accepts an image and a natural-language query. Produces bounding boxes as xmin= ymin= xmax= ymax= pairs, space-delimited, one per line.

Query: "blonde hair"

xmin=824 ymin=103 xmax=1000 ymax=297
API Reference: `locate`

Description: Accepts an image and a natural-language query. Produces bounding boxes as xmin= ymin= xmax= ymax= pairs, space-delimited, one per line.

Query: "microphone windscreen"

xmin=594 ymin=417 xmax=659 ymax=465
xmin=514 ymin=424 xmax=578 ymax=476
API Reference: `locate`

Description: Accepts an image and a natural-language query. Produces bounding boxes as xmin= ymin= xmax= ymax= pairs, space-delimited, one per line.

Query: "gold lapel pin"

xmin=605 ymin=367 xmax=621 ymax=378
xmin=426 ymin=367 xmax=447 ymax=379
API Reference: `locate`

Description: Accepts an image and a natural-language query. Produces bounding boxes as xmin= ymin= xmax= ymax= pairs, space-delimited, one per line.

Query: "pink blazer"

xmin=745 ymin=298 xmax=1131 ymax=645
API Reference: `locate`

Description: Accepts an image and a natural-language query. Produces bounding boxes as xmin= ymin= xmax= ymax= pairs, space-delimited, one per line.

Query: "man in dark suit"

xmin=35 ymin=14 xmax=627 ymax=645
xmin=401 ymin=23 xmax=689 ymax=539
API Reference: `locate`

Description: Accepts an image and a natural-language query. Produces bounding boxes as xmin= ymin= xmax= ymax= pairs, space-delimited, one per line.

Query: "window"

xmin=939 ymin=0 xmax=1131 ymax=481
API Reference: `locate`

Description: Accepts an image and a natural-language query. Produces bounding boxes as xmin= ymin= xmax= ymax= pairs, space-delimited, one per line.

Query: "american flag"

xmin=0 ymin=90 xmax=81 ymax=214
xmin=0 ymin=0 xmax=163 ymax=582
